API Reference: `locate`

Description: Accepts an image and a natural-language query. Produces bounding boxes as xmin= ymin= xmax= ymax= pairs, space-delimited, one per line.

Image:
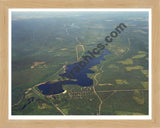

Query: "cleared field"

xmin=117 ymin=58 xmax=133 ymax=65
xmin=126 ymin=66 xmax=143 ymax=71
xmin=141 ymin=81 xmax=148 ymax=89
xmin=115 ymin=79 xmax=128 ymax=85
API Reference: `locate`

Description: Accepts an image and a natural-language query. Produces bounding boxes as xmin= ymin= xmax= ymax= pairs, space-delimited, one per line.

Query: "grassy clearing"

xmin=90 ymin=65 xmax=98 ymax=72
xmin=108 ymin=64 xmax=118 ymax=69
xmin=115 ymin=79 xmax=128 ymax=85
xmin=126 ymin=66 xmax=143 ymax=71
xmin=132 ymin=51 xmax=147 ymax=59
xmin=62 ymin=109 xmax=68 ymax=115
xmin=141 ymin=70 xmax=148 ymax=75
xmin=132 ymin=54 xmax=146 ymax=59
xmin=56 ymin=37 xmax=63 ymax=40
xmin=133 ymin=90 xmax=144 ymax=104
xmin=141 ymin=70 xmax=148 ymax=78
xmin=99 ymin=83 xmax=113 ymax=86
xmin=61 ymin=48 xmax=67 ymax=51
xmin=138 ymin=51 xmax=147 ymax=54
xmin=141 ymin=81 xmax=148 ymax=89
xmin=117 ymin=58 xmax=133 ymax=65
xmin=38 ymin=103 xmax=50 ymax=109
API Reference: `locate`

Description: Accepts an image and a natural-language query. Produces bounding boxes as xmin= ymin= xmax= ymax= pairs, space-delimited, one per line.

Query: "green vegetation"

xmin=117 ymin=58 xmax=133 ymax=65
xmin=133 ymin=90 xmax=145 ymax=104
xmin=90 ymin=65 xmax=98 ymax=72
xmin=99 ymin=83 xmax=113 ymax=86
xmin=126 ymin=66 xmax=143 ymax=71
xmin=12 ymin=11 xmax=149 ymax=115
xmin=132 ymin=54 xmax=146 ymax=59
xmin=141 ymin=70 xmax=148 ymax=78
xmin=132 ymin=51 xmax=147 ymax=59
xmin=115 ymin=79 xmax=128 ymax=85
xmin=62 ymin=109 xmax=68 ymax=115
xmin=141 ymin=81 xmax=148 ymax=89
xmin=108 ymin=64 xmax=118 ymax=69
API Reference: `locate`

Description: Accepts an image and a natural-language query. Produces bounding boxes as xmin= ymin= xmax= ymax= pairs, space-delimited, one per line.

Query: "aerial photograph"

xmin=11 ymin=10 xmax=150 ymax=116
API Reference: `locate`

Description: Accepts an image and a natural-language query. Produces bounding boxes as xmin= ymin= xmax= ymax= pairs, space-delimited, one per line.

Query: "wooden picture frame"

xmin=0 ymin=0 xmax=160 ymax=127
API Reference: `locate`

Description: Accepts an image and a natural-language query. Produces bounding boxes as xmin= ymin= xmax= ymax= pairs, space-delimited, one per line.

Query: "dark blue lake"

xmin=38 ymin=49 xmax=111 ymax=95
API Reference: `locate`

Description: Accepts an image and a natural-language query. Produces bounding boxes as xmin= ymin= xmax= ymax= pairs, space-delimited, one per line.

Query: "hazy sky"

xmin=11 ymin=11 xmax=149 ymax=21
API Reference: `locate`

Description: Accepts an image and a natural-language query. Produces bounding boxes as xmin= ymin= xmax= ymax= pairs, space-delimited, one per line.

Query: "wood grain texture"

xmin=0 ymin=0 xmax=160 ymax=127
